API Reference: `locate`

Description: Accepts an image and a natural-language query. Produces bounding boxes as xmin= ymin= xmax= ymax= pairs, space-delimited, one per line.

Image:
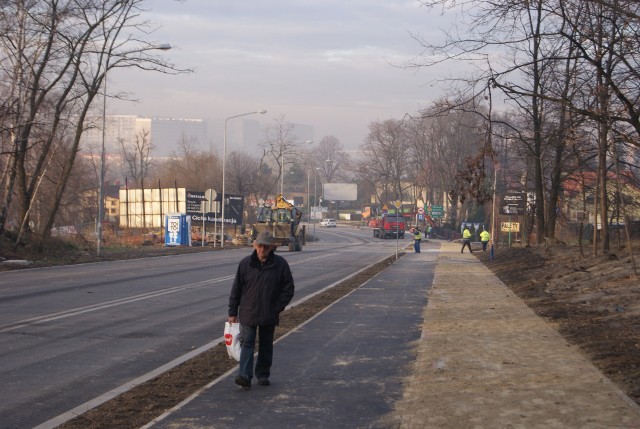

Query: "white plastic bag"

xmin=224 ymin=322 xmax=242 ymax=361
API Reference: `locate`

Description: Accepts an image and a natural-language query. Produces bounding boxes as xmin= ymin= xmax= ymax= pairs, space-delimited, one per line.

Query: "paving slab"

xmin=386 ymin=241 xmax=640 ymax=429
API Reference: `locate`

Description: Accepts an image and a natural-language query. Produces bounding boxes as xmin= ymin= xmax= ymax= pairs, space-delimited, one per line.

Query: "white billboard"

xmin=323 ymin=183 xmax=357 ymax=201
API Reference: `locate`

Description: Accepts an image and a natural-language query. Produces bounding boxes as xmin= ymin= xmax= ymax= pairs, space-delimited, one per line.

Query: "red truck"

xmin=372 ymin=213 xmax=406 ymax=239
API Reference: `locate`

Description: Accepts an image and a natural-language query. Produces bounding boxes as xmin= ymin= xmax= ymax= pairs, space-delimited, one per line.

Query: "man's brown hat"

xmin=255 ymin=231 xmax=275 ymax=245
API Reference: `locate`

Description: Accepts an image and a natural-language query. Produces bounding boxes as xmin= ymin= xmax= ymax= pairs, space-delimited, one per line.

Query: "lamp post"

xmin=307 ymin=170 xmax=310 ymax=227
xmin=303 ymin=142 xmax=315 ymax=227
xmin=97 ymin=43 xmax=172 ymax=257
xmin=314 ymin=167 xmax=320 ymax=237
xmin=221 ymin=109 xmax=267 ymax=248
xmin=491 ymin=158 xmax=498 ymax=260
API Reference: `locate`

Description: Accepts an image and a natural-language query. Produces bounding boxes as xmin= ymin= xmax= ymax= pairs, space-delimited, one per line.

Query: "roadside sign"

xmin=417 ymin=207 xmax=424 ymax=214
xmin=431 ymin=205 xmax=443 ymax=218
xmin=417 ymin=213 xmax=425 ymax=221
xmin=186 ymin=191 xmax=207 ymax=214
xmin=394 ymin=200 xmax=402 ymax=209
xmin=501 ymin=222 xmax=520 ymax=232
xmin=500 ymin=191 xmax=526 ymax=215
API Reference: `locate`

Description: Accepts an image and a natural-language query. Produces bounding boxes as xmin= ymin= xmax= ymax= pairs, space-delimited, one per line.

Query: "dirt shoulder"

xmin=475 ymin=242 xmax=640 ymax=404
xmin=0 ymin=235 xmax=225 ymax=270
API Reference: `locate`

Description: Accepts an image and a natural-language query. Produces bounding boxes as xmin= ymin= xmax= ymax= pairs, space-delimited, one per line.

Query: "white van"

xmin=319 ymin=218 xmax=337 ymax=227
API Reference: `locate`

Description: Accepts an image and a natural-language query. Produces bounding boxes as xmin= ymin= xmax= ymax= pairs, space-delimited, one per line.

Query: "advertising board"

xmin=187 ymin=192 xmax=244 ymax=225
xmin=323 ymin=183 xmax=357 ymax=201
xmin=500 ymin=191 xmax=526 ymax=215
xmin=186 ymin=191 xmax=207 ymax=214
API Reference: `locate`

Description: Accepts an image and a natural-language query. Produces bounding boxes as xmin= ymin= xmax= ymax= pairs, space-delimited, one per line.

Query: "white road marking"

xmin=0 ymin=276 xmax=234 ymax=333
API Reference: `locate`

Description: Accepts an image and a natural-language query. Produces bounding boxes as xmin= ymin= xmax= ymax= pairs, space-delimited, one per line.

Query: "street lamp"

xmin=307 ymin=170 xmax=310 ymax=226
xmin=491 ymin=159 xmax=498 ymax=260
xmin=314 ymin=167 xmax=321 ymax=237
xmin=221 ymin=109 xmax=267 ymax=248
xmin=97 ymin=43 xmax=172 ymax=257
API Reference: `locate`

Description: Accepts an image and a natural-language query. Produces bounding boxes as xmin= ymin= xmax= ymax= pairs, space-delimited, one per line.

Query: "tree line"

xmin=357 ymin=0 xmax=640 ymax=257
xmin=0 ymin=0 xmax=184 ymax=249
xmin=2 ymin=0 xmax=639 ymax=262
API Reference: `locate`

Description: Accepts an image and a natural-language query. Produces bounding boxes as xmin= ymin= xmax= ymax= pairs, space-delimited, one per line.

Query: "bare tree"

xmin=311 ymin=136 xmax=352 ymax=184
xmin=155 ymin=135 xmax=217 ymax=191
xmin=413 ymin=105 xmax=486 ymax=226
xmin=120 ymin=129 xmax=153 ymax=187
xmin=0 ymin=0 xmax=187 ymax=248
xmin=260 ymin=115 xmax=309 ymax=196
xmin=225 ymin=150 xmax=273 ymax=223
xmin=360 ymin=119 xmax=413 ymax=205
xmin=226 ymin=151 xmax=263 ymax=196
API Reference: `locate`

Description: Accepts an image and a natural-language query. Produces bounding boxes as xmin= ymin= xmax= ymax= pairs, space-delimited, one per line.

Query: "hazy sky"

xmin=109 ymin=0 xmax=455 ymax=151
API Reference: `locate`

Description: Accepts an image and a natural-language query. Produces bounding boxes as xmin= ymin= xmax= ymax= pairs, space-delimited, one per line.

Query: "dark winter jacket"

xmin=228 ymin=249 xmax=295 ymax=326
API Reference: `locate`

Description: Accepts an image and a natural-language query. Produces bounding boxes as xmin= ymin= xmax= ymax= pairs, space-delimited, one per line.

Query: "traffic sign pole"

xmin=394 ymin=200 xmax=402 ymax=260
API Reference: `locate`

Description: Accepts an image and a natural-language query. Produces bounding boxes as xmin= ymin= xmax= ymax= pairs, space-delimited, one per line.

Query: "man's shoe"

xmin=258 ymin=378 xmax=270 ymax=386
xmin=235 ymin=375 xmax=251 ymax=389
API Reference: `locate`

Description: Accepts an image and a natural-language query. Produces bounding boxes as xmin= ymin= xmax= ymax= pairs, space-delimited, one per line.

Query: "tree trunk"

xmin=40 ymin=100 xmax=96 ymax=246
xmin=612 ymin=140 xmax=637 ymax=277
xmin=597 ymin=122 xmax=609 ymax=254
xmin=592 ymin=165 xmax=599 ymax=257
xmin=0 ymin=132 xmax=19 ymax=233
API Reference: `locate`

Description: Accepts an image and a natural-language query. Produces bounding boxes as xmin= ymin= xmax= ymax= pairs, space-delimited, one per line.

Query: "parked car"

xmin=320 ymin=218 xmax=337 ymax=227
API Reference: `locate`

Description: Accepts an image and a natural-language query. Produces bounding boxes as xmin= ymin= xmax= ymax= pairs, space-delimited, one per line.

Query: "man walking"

xmin=461 ymin=225 xmax=473 ymax=253
xmin=480 ymin=228 xmax=491 ymax=252
xmin=228 ymin=231 xmax=295 ymax=389
xmin=411 ymin=227 xmax=422 ymax=253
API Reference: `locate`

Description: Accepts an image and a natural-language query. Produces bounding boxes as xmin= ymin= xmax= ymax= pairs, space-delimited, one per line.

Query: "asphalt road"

xmin=0 ymin=225 xmax=409 ymax=428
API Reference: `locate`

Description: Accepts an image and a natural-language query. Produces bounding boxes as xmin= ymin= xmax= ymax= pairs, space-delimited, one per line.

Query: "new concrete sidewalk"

xmin=147 ymin=241 xmax=640 ymax=428
xmin=387 ymin=240 xmax=640 ymax=428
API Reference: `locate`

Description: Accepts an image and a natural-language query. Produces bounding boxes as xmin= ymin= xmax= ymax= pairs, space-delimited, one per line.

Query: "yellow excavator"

xmin=250 ymin=194 xmax=304 ymax=251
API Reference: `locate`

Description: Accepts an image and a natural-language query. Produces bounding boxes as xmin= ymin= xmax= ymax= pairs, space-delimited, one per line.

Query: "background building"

xmin=150 ymin=117 xmax=209 ymax=157
xmin=82 ymin=115 xmax=314 ymax=159
xmin=81 ymin=115 xmax=210 ymax=158
xmin=80 ymin=115 xmax=148 ymax=154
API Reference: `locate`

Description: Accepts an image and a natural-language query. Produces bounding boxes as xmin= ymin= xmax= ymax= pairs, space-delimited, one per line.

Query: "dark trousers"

xmin=239 ymin=324 xmax=275 ymax=381
xmin=461 ymin=239 xmax=472 ymax=253
xmin=414 ymin=239 xmax=421 ymax=253
xmin=482 ymin=240 xmax=488 ymax=251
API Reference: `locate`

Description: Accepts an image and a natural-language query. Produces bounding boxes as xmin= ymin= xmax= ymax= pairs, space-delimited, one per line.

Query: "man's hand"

xmin=228 ymin=316 xmax=237 ymax=323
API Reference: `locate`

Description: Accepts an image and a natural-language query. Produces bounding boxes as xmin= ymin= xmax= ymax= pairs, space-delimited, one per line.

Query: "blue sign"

xmin=165 ymin=214 xmax=191 ymax=246
xmin=417 ymin=213 xmax=425 ymax=221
